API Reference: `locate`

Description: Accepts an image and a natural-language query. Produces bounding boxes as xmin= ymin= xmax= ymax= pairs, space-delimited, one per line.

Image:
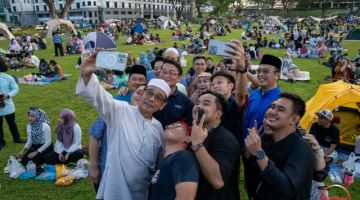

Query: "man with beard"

xmin=245 ymin=93 xmax=314 ymax=200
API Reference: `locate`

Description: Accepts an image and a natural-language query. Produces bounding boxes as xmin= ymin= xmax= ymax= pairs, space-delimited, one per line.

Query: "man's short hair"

xmin=200 ymin=91 xmax=227 ymax=113
xmin=192 ymin=55 xmax=207 ymax=64
xmin=211 ymin=71 xmax=235 ymax=84
xmin=279 ymin=92 xmax=306 ymax=118
xmin=151 ymin=56 xmax=164 ymax=69
xmin=162 ymin=58 xmax=182 ymax=75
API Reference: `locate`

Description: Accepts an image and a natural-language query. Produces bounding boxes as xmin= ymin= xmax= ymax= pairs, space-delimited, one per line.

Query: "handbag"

xmin=320 ymin=184 xmax=351 ymax=200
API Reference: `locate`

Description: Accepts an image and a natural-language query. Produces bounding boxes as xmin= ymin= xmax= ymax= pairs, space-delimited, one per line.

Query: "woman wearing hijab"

xmin=44 ymin=108 xmax=83 ymax=164
xmin=17 ymin=107 xmax=53 ymax=166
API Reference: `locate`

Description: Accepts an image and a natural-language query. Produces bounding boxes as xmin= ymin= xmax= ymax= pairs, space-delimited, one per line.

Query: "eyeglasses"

xmin=144 ymin=89 xmax=167 ymax=104
xmin=256 ymin=68 xmax=279 ymax=75
xmin=160 ymin=70 xmax=179 ymax=76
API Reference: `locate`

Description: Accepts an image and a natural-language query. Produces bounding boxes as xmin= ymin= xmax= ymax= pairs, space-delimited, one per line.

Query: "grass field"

xmin=0 ymin=26 xmax=359 ymax=199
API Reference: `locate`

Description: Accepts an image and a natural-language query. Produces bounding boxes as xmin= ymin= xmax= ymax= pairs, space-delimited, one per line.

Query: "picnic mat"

xmin=18 ymin=74 xmax=72 ymax=85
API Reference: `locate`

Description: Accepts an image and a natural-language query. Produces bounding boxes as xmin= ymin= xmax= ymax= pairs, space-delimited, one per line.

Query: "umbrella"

xmin=83 ymin=32 xmax=116 ymax=51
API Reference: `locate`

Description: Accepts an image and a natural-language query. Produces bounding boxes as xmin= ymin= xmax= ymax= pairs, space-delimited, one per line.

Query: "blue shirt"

xmin=114 ymin=90 xmax=132 ymax=102
xmin=53 ymin=34 xmax=62 ymax=44
xmin=0 ymin=73 xmax=19 ymax=116
xmin=244 ymin=87 xmax=281 ymax=136
xmin=153 ymin=88 xmax=194 ymax=128
xmin=88 ymin=117 xmax=107 ymax=176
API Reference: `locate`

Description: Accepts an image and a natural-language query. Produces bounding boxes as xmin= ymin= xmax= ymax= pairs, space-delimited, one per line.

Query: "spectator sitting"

xmin=100 ymin=69 xmax=119 ymax=90
xmin=5 ymin=50 xmax=20 ymax=71
xmin=38 ymin=59 xmax=52 ymax=76
xmin=19 ymin=52 xmax=36 ymax=68
xmin=44 ymin=109 xmax=83 ymax=164
xmin=299 ymin=44 xmax=309 ymax=58
xmin=49 ymin=60 xmax=64 ymax=79
xmin=17 ymin=107 xmax=53 ymax=166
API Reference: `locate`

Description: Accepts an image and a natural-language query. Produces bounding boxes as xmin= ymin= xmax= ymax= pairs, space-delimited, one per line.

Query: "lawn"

xmin=0 ymin=26 xmax=359 ymax=199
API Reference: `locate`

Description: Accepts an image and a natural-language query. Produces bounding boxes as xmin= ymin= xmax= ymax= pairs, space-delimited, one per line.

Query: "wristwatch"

xmin=191 ymin=143 xmax=204 ymax=152
xmin=250 ymin=150 xmax=265 ymax=160
xmin=237 ymin=68 xmax=247 ymax=74
xmin=315 ymin=148 xmax=324 ymax=158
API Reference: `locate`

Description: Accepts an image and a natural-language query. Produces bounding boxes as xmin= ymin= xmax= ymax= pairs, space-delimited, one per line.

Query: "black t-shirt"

xmin=310 ymin=123 xmax=340 ymax=148
xmin=196 ymin=125 xmax=241 ymax=200
xmin=149 ymin=150 xmax=199 ymax=200
xmin=221 ymin=97 xmax=245 ymax=149
xmin=256 ymin=132 xmax=314 ymax=200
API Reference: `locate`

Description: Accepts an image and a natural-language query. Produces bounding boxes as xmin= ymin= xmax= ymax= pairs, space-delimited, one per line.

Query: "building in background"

xmin=0 ymin=0 xmax=189 ymax=26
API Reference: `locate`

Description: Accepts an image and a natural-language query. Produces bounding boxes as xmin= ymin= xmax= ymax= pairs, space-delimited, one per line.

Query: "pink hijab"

xmin=55 ymin=109 xmax=76 ymax=148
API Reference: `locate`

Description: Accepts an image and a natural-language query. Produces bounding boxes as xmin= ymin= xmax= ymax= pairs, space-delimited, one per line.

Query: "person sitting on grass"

xmin=38 ymin=59 xmax=52 ymax=77
xmin=17 ymin=107 xmax=53 ymax=166
xmin=100 ymin=69 xmax=119 ymax=90
xmin=44 ymin=108 xmax=83 ymax=164
xmin=49 ymin=60 xmax=64 ymax=79
xmin=19 ymin=52 xmax=36 ymax=68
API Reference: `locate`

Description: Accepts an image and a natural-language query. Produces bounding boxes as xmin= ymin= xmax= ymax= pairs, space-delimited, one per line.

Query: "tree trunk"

xmin=43 ymin=0 xmax=59 ymax=19
xmin=196 ymin=5 xmax=202 ymax=18
xmin=190 ymin=0 xmax=196 ymax=18
xmin=59 ymin=0 xmax=75 ymax=19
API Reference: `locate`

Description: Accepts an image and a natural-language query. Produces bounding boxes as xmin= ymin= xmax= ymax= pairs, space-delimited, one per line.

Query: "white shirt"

xmin=24 ymin=122 xmax=51 ymax=153
xmin=54 ymin=123 xmax=82 ymax=153
xmin=76 ymin=74 xmax=163 ymax=200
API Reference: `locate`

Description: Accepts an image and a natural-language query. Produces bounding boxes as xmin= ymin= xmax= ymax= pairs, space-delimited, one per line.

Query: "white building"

xmin=0 ymin=0 xmax=189 ymax=26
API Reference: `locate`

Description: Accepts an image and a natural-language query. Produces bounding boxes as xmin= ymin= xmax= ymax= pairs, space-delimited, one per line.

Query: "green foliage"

xmin=0 ymin=26 xmax=359 ymax=199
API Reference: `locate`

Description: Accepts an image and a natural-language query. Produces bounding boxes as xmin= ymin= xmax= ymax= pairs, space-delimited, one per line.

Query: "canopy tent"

xmin=346 ymin=29 xmax=360 ymax=40
xmin=132 ymin=23 xmax=147 ymax=33
xmin=309 ymin=16 xmax=338 ymax=22
xmin=300 ymin=81 xmax=360 ymax=147
xmin=45 ymin=19 xmax=76 ymax=38
xmin=157 ymin=16 xmax=176 ymax=29
xmin=104 ymin=19 xmax=121 ymax=26
xmin=0 ymin=22 xmax=15 ymax=39
xmin=265 ymin=16 xmax=282 ymax=26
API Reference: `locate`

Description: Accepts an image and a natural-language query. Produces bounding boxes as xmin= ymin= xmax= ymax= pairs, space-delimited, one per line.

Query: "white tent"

xmin=310 ymin=16 xmax=338 ymax=22
xmin=45 ymin=19 xmax=76 ymax=38
xmin=0 ymin=22 xmax=15 ymax=39
xmin=157 ymin=16 xmax=176 ymax=29
xmin=104 ymin=19 xmax=121 ymax=25
xmin=265 ymin=16 xmax=281 ymax=26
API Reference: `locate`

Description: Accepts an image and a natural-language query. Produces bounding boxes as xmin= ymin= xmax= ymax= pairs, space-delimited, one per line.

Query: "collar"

xmin=170 ymin=87 xmax=179 ymax=97
xmin=260 ymin=86 xmax=280 ymax=96
xmin=208 ymin=124 xmax=220 ymax=133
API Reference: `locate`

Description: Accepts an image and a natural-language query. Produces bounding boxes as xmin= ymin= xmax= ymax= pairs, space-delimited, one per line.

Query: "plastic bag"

xmin=7 ymin=156 xmax=26 ymax=179
xmin=68 ymin=168 xmax=88 ymax=179
xmin=55 ymin=175 xmax=75 ymax=186
xmin=19 ymin=171 xmax=36 ymax=179
xmin=35 ymin=172 xmax=56 ymax=181
xmin=76 ymin=159 xmax=89 ymax=170
xmin=342 ymin=152 xmax=360 ymax=172
xmin=55 ymin=164 xmax=68 ymax=180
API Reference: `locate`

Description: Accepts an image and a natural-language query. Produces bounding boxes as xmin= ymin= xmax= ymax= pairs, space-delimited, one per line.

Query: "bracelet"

xmin=237 ymin=68 xmax=247 ymax=74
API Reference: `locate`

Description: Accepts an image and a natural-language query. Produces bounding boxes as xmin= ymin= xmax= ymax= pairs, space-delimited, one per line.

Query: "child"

xmin=44 ymin=109 xmax=83 ymax=164
xmin=49 ymin=60 xmax=64 ymax=78
xmin=17 ymin=108 xmax=53 ymax=166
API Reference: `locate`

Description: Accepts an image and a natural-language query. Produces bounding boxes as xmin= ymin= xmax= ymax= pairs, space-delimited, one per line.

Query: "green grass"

xmin=0 ymin=26 xmax=359 ymax=199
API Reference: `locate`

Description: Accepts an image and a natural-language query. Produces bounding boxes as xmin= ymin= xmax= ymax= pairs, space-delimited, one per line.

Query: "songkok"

xmin=259 ymin=54 xmax=282 ymax=70
xmin=129 ymin=65 xmax=147 ymax=79
xmin=147 ymin=78 xmax=171 ymax=98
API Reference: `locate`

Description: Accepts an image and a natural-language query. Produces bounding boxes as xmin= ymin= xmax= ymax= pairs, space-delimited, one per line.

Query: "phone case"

xmin=208 ymin=40 xmax=233 ymax=57
xmin=95 ymin=52 xmax=128 ymax=71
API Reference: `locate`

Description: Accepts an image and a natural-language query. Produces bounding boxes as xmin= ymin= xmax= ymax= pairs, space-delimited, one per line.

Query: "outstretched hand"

xmin=225 ymin=40 xmax=246 ymax=70
xmin=80 ymin=51 xmax=99 ymax=84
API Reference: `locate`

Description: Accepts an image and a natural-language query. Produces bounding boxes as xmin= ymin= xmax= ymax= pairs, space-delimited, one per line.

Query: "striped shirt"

xmin=53 ymin=34 xmax=62 ymax=44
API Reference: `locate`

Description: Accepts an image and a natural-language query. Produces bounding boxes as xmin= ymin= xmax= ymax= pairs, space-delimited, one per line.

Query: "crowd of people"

xmin=1 ymin=14 xmax=359 ymax=199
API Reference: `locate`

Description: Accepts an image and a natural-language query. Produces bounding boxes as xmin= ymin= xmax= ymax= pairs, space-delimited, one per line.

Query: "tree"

xmin=190 ymin=0 xmax=197 ymax=18
xmin=211 ymin=0 xmax=236 ymax=16
xmin=278 ymin=0 xmax=296 ymax=14
xmin=230 ymin=1 xmax=245 ymax=17
xmin=195 ymin=0 xmax=210 ymax=18
xmin=43 ymin=0 xmax=75 ymax=19
xmin=169 ymin=0 xmax=190 ymax=20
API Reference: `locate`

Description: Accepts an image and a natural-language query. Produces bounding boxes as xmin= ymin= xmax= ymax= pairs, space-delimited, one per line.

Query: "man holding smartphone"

xmin=191 ymin=91 xmax=240 ymax=199
xmin=77 ymin=52 xmax=171 ymax=200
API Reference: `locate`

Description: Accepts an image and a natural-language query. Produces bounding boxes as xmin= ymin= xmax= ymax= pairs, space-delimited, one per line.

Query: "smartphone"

xmin=95 ymin=51 xmax=128 ymax=71
xmin=197 ymin=108 xmax=205 ymax=125
xmin=208 ymin=40 xmax=233 ymax=57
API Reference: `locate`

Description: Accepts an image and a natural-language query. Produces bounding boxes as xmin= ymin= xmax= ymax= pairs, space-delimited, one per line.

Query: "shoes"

xmin=14 ymin=139 xmax=26 ymax=144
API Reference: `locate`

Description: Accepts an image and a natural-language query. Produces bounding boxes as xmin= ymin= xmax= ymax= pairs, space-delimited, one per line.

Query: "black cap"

xmin=259 ymin=54 xmax=282 ymax=70
xmin=129 ymin=65 xmax=147 ymax=79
